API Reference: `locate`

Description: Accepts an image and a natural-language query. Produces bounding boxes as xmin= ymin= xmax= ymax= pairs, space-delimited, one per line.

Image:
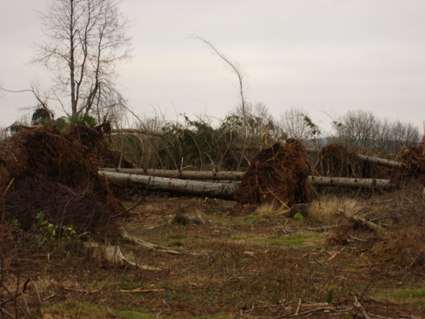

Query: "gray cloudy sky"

xmin=1 ymin=0 xmax=424 ymax=133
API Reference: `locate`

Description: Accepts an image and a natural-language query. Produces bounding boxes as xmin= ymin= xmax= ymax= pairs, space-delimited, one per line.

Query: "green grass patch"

xmin=44 ymin=301 xmax=107 ymax=318
xmin=235 ymin=214 xmax=262 ymax=226
xmin=167 ymin=233 xmax=187 ymax=239
xmin=115 ymin=310 xmax=156 ymax=319
xmin=204 ymin=207 xmax=227 ymax=214
xmin=230 ymin=235 xmax=255 ymax=241
xmin=375 ymin=286 xmax=425 ymax=307
xmin=208 ymin=215 xmax=233 ymax=225
xmin=165 ymin=240 xmax=184 ymax=247
xmin=394 ymin=287 xmax=425 ymax=301
xmin=116 ymin=282 xmax=146 ymax=291
xmin=122 ymin=202 xmax=133 ymax=209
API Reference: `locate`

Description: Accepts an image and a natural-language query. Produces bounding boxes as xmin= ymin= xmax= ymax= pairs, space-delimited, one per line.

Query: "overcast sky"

xmin=1 ymin=0 xmax=424 ymax=134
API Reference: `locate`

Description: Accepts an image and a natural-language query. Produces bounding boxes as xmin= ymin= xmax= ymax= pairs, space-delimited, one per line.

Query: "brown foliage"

xmin=397 ymin=141 xmax=425 ymax=184
xmin=234 ymin=139 xmax=317 ymax=207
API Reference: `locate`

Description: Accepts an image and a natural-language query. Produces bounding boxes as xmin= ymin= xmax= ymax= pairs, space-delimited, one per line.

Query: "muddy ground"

xmin=2 ymin=188 xmax=425 ymax=319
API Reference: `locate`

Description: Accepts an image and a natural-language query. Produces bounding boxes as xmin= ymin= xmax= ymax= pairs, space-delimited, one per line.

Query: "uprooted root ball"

xmin=234 ymin=139 xmax=317 ymax=207
xmin=0 ymin=126 xmax=124 ymax=235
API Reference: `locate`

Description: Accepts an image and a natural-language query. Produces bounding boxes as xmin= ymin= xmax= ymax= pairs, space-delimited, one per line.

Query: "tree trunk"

xmin=101 ymin=169 xmax=395 ymax=188
xmin=356 ymin=154 xmax=402 ymax=168
xmin=99 ymin=171 xmax=239 ymax=199
xmin=308 ymin=176 xmax=395 ymax=188
xmin=101 ymin=168 xmax=245 ymax=180
xmin=100 ymin=171 xmax=395 ymax=199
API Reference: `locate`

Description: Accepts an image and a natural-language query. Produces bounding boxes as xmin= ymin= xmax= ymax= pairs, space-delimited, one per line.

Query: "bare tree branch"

xmin=190 ymin=35 xmax=247 ymax=124
xmin=31 ymin=0 xmax=133 ymax=121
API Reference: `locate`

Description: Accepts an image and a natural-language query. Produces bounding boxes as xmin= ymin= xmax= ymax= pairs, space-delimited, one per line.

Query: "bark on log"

xmin=356 ymin=154 xmax=402 ymax=168
xmin=101 ymin=168 xmax=245 ymax=180
xmin=102 ymin=169 xmax=396 ymax=188
xmin=308 ymin=176 xmax=395 ymax=188
xmin=99 ymin=171 xmax=239 ymax=199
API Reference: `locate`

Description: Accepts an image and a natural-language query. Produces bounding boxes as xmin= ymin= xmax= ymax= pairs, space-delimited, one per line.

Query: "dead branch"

xmin=354 ymin=296 xmax=371 ymax=319
xmin=122 ymin=231 xmax=181 ymax=255
xmin=339 ymin=209 xmax=387 ymax=236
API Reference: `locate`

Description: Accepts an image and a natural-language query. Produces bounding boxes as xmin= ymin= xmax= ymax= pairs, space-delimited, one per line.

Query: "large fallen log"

xmin=100 ymin=171 xmax=396 ymax=199
xmin=100 ymin=171 xmax=239 ymax=199
xmin=356 ymin=154 xmax=402 ymax=169
xmin=308 ymin=176 xmax=395 ymax=188
xmin=101 ymin=168 xmax=245 ymax=180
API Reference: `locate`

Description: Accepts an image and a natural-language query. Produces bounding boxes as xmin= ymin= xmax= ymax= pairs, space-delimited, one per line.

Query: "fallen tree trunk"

xmin=308 ymin=176 xmax=395 ymax=188
xmin=100 ymin=171 xmax=396 ymax=199
xmin=101 ymin=168 xmax=245 ymax=180
xmin=99 ymin=171 xmax=239 ymax=199
xmin=102 ymin=168 xmax=397 ymax=188
xmin=356 ymin=154 xmax=402 ymax=169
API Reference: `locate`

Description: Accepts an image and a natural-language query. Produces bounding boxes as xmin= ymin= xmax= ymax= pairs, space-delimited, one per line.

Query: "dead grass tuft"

xmin=309 ymin=195 xmax=363 ymax=223
xmin=254 ymin=202 xmax=289 ymax=217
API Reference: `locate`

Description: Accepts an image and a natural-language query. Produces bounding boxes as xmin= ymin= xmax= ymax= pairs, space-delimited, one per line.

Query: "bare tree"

xmin=32 ymin=0 xmax=132 ymax=122
xmin=279 ymin=108 xmax=321 ymax=141
xmin=332 ymin=110 xmax=419 ymax=156
xmin=333 ymin=110 xmax=379 ymax=152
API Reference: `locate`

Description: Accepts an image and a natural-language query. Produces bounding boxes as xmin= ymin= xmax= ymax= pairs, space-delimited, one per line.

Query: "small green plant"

xmin=10 ymin=218 xmax=22 ymax=228
xmin=67 ymin=113 xmax=97 ymax=127
xmin=35 ymin=212 xmax=76 ymax=242
xmin=293 ymin=212 xmax=304 ymax=220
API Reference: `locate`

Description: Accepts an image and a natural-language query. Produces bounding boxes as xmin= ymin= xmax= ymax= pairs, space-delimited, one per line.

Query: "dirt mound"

xmin=234 ymin=139 xmax=317 ymax=207
xmin=0 ymin=126 xmax=124 ymax=234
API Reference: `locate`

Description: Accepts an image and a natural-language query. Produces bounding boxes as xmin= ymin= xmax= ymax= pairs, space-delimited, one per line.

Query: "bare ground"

xmin=2 ymin=189 xmax=425 ymax=318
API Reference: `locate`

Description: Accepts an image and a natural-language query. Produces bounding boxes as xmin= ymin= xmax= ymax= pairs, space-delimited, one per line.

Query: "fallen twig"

xmin=354 ymin=296 xmax=371 ymax=319
xmin=63 ymin=287 xmax=100 ymax=294
xmin=84 ymin=242 xmax=162 ymax=270
xmin=122 ymin=230 xmax=181 ymax=255
xmin=0 ymin=178 xmax=14 ymax=200
xmin=283 ymin=306 xmax=349 ymax=317
xmin=295 ymin=298 xmax=302 ymax=315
